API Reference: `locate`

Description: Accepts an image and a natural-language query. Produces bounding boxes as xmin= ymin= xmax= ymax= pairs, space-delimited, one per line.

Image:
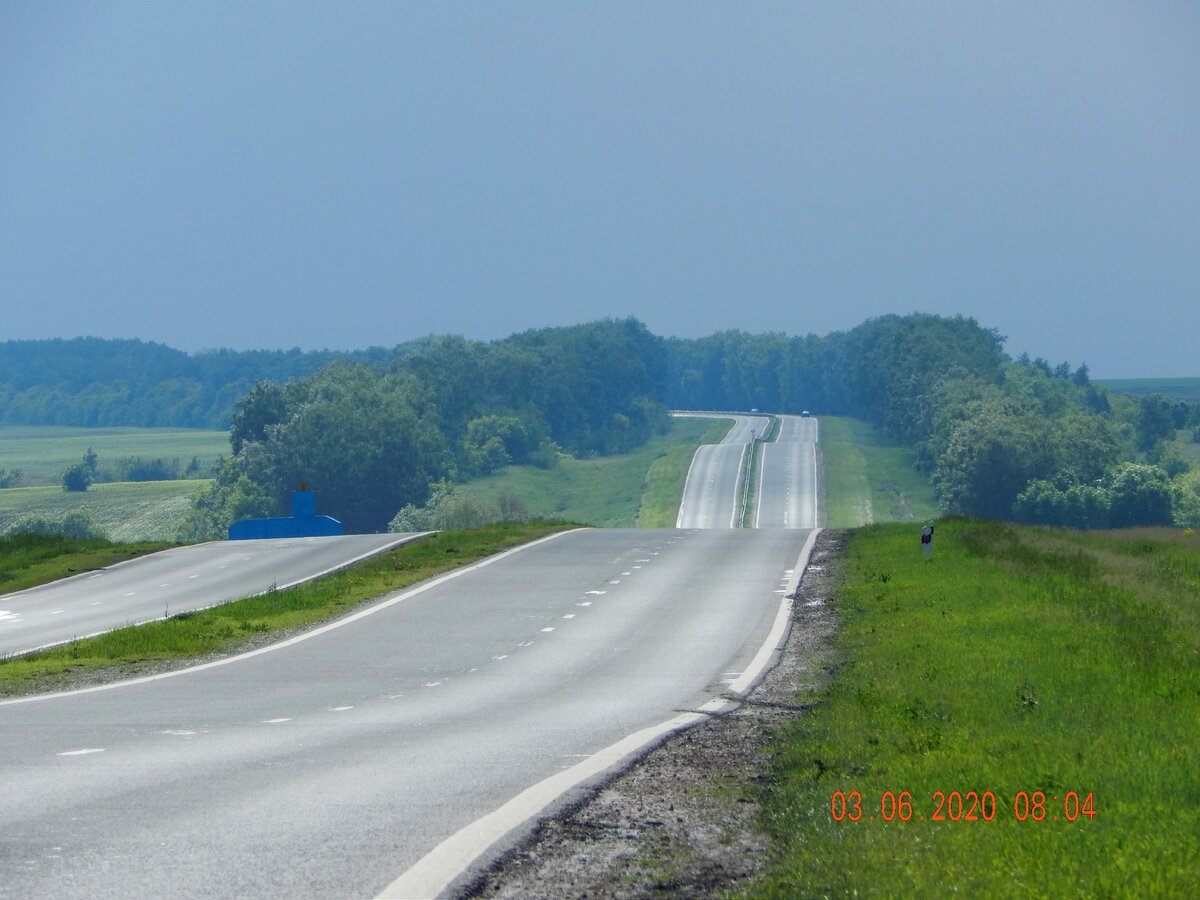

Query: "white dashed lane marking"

xmin=58 ymin=748 xmax=105 ymax=756
xmin=541 ymin=627 xmax=555 ymax=633
xmin=263 ymin=718 xmax=292 ymax=724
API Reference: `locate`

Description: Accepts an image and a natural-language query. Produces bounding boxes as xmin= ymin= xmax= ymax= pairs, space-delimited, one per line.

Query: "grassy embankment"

xmin=818 ymin=416 xmax=939 ymax=527
xmin=0 ymin=532 xmax=176 ymax=596
xmin=459 ymin=415 xmax=733 ymax=528
xmin=751 ymin=520 xmax=1199 ymax=897
xmin=0 ymin=522 xmax=571 ymax=696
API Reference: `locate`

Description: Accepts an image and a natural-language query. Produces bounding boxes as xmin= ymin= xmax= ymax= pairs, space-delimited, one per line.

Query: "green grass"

xmin=0 ymin=521 xmax=572 ymax=695
xmin=0 ymin=480 xmax=209 ymax=542
xmin=0 ymin=532 xmax=175 ymax=596
xmin=459 ymin=416 xmax=733 ymax=528
xmin=750 ymin=520 xmax=1200 ymax=897
xmin=1098 ymin=377 xmax=1200 ymax=404
xmin=818 ymin=417 xmax=938 ymax=527
xmin=0 ymin=425 xmax=229 ymax=485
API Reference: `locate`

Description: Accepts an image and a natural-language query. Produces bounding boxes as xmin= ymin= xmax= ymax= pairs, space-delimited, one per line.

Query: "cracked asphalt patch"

xmin=466 ymin=530 xmax=848 ymax=899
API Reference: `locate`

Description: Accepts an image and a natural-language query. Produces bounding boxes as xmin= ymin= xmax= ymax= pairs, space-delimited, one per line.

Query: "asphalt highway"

xmin=0 ymin=534 xmax=425 ymax=657
xmin=675 ymin=414 xmax=771 ymax=528
xmin=756 ymin=415 xmax=819 ymax=528
xmin=0 ymin=527 xmax=811 ymax=898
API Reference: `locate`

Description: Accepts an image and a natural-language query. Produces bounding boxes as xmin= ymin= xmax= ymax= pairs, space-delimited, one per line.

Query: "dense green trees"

xmin=8 ymin=315 xmax=1194 ymax=532
xmin=182 ymin=320 xmax=669 ymax=536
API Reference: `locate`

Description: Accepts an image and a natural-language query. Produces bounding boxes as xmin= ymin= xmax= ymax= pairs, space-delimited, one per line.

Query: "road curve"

xmin=0 ymin=527 xmax=811 ymax=898
xmin=0 ymin=533 xmax=427 ymax=657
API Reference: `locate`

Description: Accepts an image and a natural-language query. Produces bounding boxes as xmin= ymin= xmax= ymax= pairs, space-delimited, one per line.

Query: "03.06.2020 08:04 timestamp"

xmin=831 ymin=790 xmax=1097 ymax=824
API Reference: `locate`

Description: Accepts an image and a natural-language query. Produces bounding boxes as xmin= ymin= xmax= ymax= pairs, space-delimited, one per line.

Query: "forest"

xmin=2 ymin=316 xmax=1197 ymax=535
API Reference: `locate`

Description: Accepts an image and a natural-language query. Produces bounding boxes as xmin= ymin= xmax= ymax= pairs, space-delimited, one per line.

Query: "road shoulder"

xmin=466 ymin=529 xmax=848 ymax=898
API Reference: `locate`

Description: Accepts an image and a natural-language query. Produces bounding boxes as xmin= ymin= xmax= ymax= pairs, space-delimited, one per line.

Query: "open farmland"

xmin=0 ymin=425 xmax=228 ymax=486
xmin=0 ymin=480 xmax=208 ymax=542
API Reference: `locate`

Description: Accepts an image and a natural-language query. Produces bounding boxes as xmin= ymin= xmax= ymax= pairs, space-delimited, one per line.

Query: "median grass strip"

xmin=0 ymin=521 xmax=573 ymax=697
xmin=751 ymin=519 xmax=1200 ymax=897
xmin=0 ymin=532 xmax=175 ymax=596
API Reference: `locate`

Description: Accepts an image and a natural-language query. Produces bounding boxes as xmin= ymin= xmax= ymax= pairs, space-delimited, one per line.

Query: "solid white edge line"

xmin=675 ymin=445 xmax=703 ymax=529
xmin=379 ymin=526 xmax=824 ymax=900
xmin=0 ymin=529 xmax=583 ymax=707
xmin=730 ymin=442 xmax=749 ymax=528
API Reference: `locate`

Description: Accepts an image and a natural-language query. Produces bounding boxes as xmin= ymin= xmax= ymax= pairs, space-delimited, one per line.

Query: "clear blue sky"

xmin=2 ymin=2 xmax=1196 ymax=377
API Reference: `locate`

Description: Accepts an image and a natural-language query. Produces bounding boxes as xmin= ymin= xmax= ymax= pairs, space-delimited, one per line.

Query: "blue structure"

xmin=228 ymin=491 xmax=343 ymax=540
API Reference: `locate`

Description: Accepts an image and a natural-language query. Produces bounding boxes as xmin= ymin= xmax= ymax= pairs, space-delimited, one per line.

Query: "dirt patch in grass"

xmin=466 ymin=530 xmax=848 ymax=899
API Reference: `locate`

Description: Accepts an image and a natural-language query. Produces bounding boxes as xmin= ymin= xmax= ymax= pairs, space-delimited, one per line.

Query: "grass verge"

xmin=750 ymin=519 xmax=1200 ymax=897
xmin=0 ymin=533 xmax=175 ymax=596
xmin=0 ymin=521 xmax=573 ymax=697
xmin=460 ymin=417 xmax=732 ymax=528
xmin=818 ymin=417 xmax=938 ymax=527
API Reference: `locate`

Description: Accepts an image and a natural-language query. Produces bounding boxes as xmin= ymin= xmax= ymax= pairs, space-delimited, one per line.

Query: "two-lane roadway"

xmin=0 ymin=527 xmax=812 ymax=898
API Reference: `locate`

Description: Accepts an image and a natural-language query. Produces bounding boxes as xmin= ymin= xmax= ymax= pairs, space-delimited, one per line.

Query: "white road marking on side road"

xmin=585 ymin=591 xmax=606 ymax=596
xmin=562 ymin=614 xmax=575 ymax=619
xmin=263 ymin=718 xmax=292 ymax=724
xmin=492 ymin=655 xmax=508 ymax=661
xmin=160 ymin=730 xmax=198 ymax=736
xmin=58 ymin=748 xmax=105 ymax=756
xmin=329 ymin=706 xmax=354 ymax=712
xmin=577 ymin=602 xmax=591 ymax=607
xmin=540 ymin=627 xmax=555 ymax=633
xmin=49 ymin=610 xmax=65 ymax=615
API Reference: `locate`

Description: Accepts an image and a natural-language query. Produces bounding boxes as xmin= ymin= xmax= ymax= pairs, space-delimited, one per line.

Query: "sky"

xmin=2 ymin=2 xmax=1197 ymax=377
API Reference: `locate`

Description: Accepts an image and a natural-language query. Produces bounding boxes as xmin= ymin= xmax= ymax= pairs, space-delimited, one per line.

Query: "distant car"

xmin=801 ymin=410 xmax=810 ymax=417
xmin=751 ymin=407 xmax=759 ymax=413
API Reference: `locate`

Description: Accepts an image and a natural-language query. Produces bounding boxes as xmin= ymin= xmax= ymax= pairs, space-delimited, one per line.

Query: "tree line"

xmin=5 ymin=316 xmax=1197 ymax=533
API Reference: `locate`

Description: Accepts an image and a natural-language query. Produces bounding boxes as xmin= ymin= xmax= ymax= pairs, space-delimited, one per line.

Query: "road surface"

xmin=0 ymin=534 xmax=426 ymax=657
xmin=755 ymin=415 xmax=819 ymax=528
xmin=0 ymin=527 xmax=812 ymax=899
xmin=675 ymin=414 xmax=770 ymax=528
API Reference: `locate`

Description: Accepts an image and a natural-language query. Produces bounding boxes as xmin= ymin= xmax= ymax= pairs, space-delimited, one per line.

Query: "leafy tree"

xmin=1107 ymin=463 xmax=1177 ymax=527
xmin=61 ymin=462 xmax=92 ymax=492
xmin=1136 ymin=394 xmax=1177 ymax=452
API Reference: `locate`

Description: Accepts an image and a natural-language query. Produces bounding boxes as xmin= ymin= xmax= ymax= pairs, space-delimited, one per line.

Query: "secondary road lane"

xmin=756 ymin=415 xmax=819 ymax=528
xmin=675 ymin=414 xmax=770 ymax=528
xmin=0 ymin=527 xmax=811 ymax=898
xmin=0 ymin=533 xmax=426 ymax=657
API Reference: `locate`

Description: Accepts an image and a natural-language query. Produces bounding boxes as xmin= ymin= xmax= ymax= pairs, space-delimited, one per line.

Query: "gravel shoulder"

xmin=466 ymin=529 xmax=848 ymax=899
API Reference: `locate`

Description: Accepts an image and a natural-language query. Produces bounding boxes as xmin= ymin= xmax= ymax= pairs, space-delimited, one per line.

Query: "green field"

xmin=0 ymin=425 xmax=229 ymax=485
xmin=0 ymin=480 xmax=209 ymax=542
xmin=1098 ymin=377 xmax=1200 ymax=404
xmin=458 ymin=416 xmax=733 ymax=528
xmin=752 ymin=520 xmax=1199 ymax=897
xmin=817 ymin=417 xmax=939 ymax=527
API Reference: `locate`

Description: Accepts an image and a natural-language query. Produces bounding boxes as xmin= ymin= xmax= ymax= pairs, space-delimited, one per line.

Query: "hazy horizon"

xmin=3 ymin=3 xmax=1197 ymax=378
